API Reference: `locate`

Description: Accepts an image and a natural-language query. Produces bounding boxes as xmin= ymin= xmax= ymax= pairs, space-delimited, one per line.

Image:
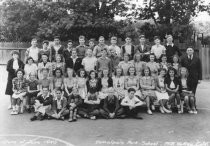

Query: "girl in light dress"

xmin=75 ymin=69 xmax=87 ymax=100
xmin=133 ymin=53 xmax=146 ymax=77
xmin=125 ymin=66 xmax=142 ymax=99
xmin=139 ymin=67 xmax=156 ymax=115
xmin=51 ymin=54 xmax=65 ymax=74
xmin=112 ymin=67 xmax=126 ymax=100
xmin=155 ymin=68 xmax=172 ymax=114
xmin=64 ymin=68 xmax=76 ymax=97
xmin=179 ymin=67 xmax=197 ymax=114
xmin=24 ymin=57 xmax=38 ymax=80
xmin=99 ymin=68 xmax=113 ymax=100
xmin=146 ymin=53 xmax=160 ymax=77
xmin=118 ymin=53 xmax=134 ymax=76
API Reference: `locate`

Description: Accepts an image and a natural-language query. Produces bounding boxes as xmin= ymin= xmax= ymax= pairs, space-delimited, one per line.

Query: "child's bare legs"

xmin=159 ymin=99 xmax=172 ymax=114
xmin=175 ymin=93 xmax=181 ymax=114
xmin=73 ymin=108 xmax=77 ymax=121
xmin=11 ymin=98 xmax=17 ymax=115
xmin=184 ymin=96 xmax=191 ymax=113
xmin=146 ymin=96 xmax=152 ymax=115
xmin=68 ymin=109 xmax=73 ymax=122
xmin=190 ymin=96 xmax=197 ymax=114
xmin=159 ymin=100 xmax=165 ymax=113
xmin=168 ymin=93 xmax=175 ymax=110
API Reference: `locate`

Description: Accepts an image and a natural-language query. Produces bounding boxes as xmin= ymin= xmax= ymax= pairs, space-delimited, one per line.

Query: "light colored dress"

xmin=125 ymin=76 xmax=142 ymax=98
xmin=24 ymin=63 xmax=38 ymax=79
xmin=140 ymin=76 xmax=156 ymax=100
xmin=146 ymin=62 xmax=159 ymax=77
xmin=99 ymin=77 xmax=113 ymax=99
xmin=76 ymin=77 xmax=87 ymax=99
xmin=155 ymin=76 xmax=169 ymax=101
xmin=64 ymin=77 xmax=76 ymax=96
xmin=133 ymin=61 xmax=146 ymax=76
xmin=112 ymin=76 xmax=126 ymax=99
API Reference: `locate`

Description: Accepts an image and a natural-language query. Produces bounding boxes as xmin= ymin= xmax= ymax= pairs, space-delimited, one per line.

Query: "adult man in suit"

xmin=165 ymin=35 xmax=181 ymax=63
xmin=135 ymin=35 xmax=151 ymax=62
xmin=180 ymin=47 xmax=202 ymax=94
xmin=65 ymin=49 xmax=83 ymax=74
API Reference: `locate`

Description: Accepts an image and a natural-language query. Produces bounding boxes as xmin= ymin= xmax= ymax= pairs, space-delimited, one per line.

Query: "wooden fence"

xmin=200 ymin=45 xmax=210 ymax=79
xmin=0 ymin=40 xmax=209 ymax=79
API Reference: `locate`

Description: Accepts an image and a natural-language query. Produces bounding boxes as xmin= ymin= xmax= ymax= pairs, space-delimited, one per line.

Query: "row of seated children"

xmin=10 ymin=65 xmax=197 ymax=122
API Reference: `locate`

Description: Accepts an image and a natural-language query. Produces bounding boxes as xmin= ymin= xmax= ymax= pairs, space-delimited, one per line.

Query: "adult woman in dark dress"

xmin=5 ymin=51 xmax=24 ymax=109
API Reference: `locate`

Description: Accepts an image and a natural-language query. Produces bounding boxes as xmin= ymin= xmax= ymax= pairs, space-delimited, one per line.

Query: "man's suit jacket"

xmin=65 ymin=57 xmax=83 ymax=73
xmin=63 ymin=49 xmax=72 ymax=62
xmin=180 ymin=54 xmax=202 ymax=93
xmin=135 ymin=44 xmax=151 ymax=62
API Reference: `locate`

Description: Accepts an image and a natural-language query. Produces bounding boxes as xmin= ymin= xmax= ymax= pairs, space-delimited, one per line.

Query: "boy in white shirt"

xmin=82 ymin=49 xmax=97 ymax=73
xmin=25 ymin=38 xmax=40 ymax=63
xmin=151 ymin=36 xmax=166 ymax=61
xmin=108 ymin=36 xmax=121 ymax=58
xmin=121 ymin=88 xmax=143 ymax=119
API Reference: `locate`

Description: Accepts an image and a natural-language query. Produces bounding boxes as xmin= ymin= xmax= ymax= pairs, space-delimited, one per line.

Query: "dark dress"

xmin=5 ymin=59 xmax=24 ymax=95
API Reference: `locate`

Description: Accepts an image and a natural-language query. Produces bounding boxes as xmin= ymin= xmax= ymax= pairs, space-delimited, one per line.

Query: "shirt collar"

xmin=55 ymin=96 xmax=64 ymax=101
xmin=42 ymin=93 xmax=50 ymax=99
xmin=79 ymin=44 xmax=86 ymax=47
xmin=167 ymin=43 xmax=174 ymax=47
xmin=71 ymin=56 xmax=78 ymax=60
xmin=188 ymin=54 xmax=193 ymax=59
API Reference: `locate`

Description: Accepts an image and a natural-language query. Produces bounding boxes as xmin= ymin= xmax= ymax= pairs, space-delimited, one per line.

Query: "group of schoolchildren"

xmin=5 ymin=34 xmax=198 ymax=123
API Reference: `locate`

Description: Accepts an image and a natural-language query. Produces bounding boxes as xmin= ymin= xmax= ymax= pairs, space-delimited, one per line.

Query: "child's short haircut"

xmin=41 ymin=68 xmax=49 ymax=73
xmin=31 ymin=38 xmax=37 ymax=42
xmin=125 ymin=35 xmax=131 ymax=39
xmin=79 ymin=35 xmax=85 ymax=40
xmin=68 ymin=40 xmax=73 ymax=43
xmin=154 ymin=36 xmax=160 ymax=41
xmin=42 ymin=40 xmax=49 ymax=45
xmin=56 ymin=87 xmax=62 ymax=92
xmin=26 ymin=57 xmax=34 ymax=64
xmin=99 ymin=36 xmax=104 ymax=40
xmin=139 ymin=35 xmax=145 ymax=39
xmin=54 ymin=36 xmax=60 ymax=40
xmin=89 ymin=38 xmax=95 ymax=43
xmin=42 ymin=86 xmax=49 ymax=90
xmin=111 ymin=36 xmax=117 ymax=40
xmin=128 ymin=88 xmax=136 ymax=93
xmin=42 ymin=53 xmax=48 ymax=57
xmin=29 ymin=71 xmax=37 ymax=77
xmin=16 ymin=68 xmax=25 ymax=76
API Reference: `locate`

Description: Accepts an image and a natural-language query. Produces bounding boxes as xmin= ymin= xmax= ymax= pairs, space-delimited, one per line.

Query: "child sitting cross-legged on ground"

xmin=30 ymin=87 xmax=53 ymax=121
xmin=121 ymin=88 xmax=144 ymax=119
xmin=99 ymin=88 xmax=125 ymax=119
xmin=49 ymin=88 xmax=69 ymax=120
